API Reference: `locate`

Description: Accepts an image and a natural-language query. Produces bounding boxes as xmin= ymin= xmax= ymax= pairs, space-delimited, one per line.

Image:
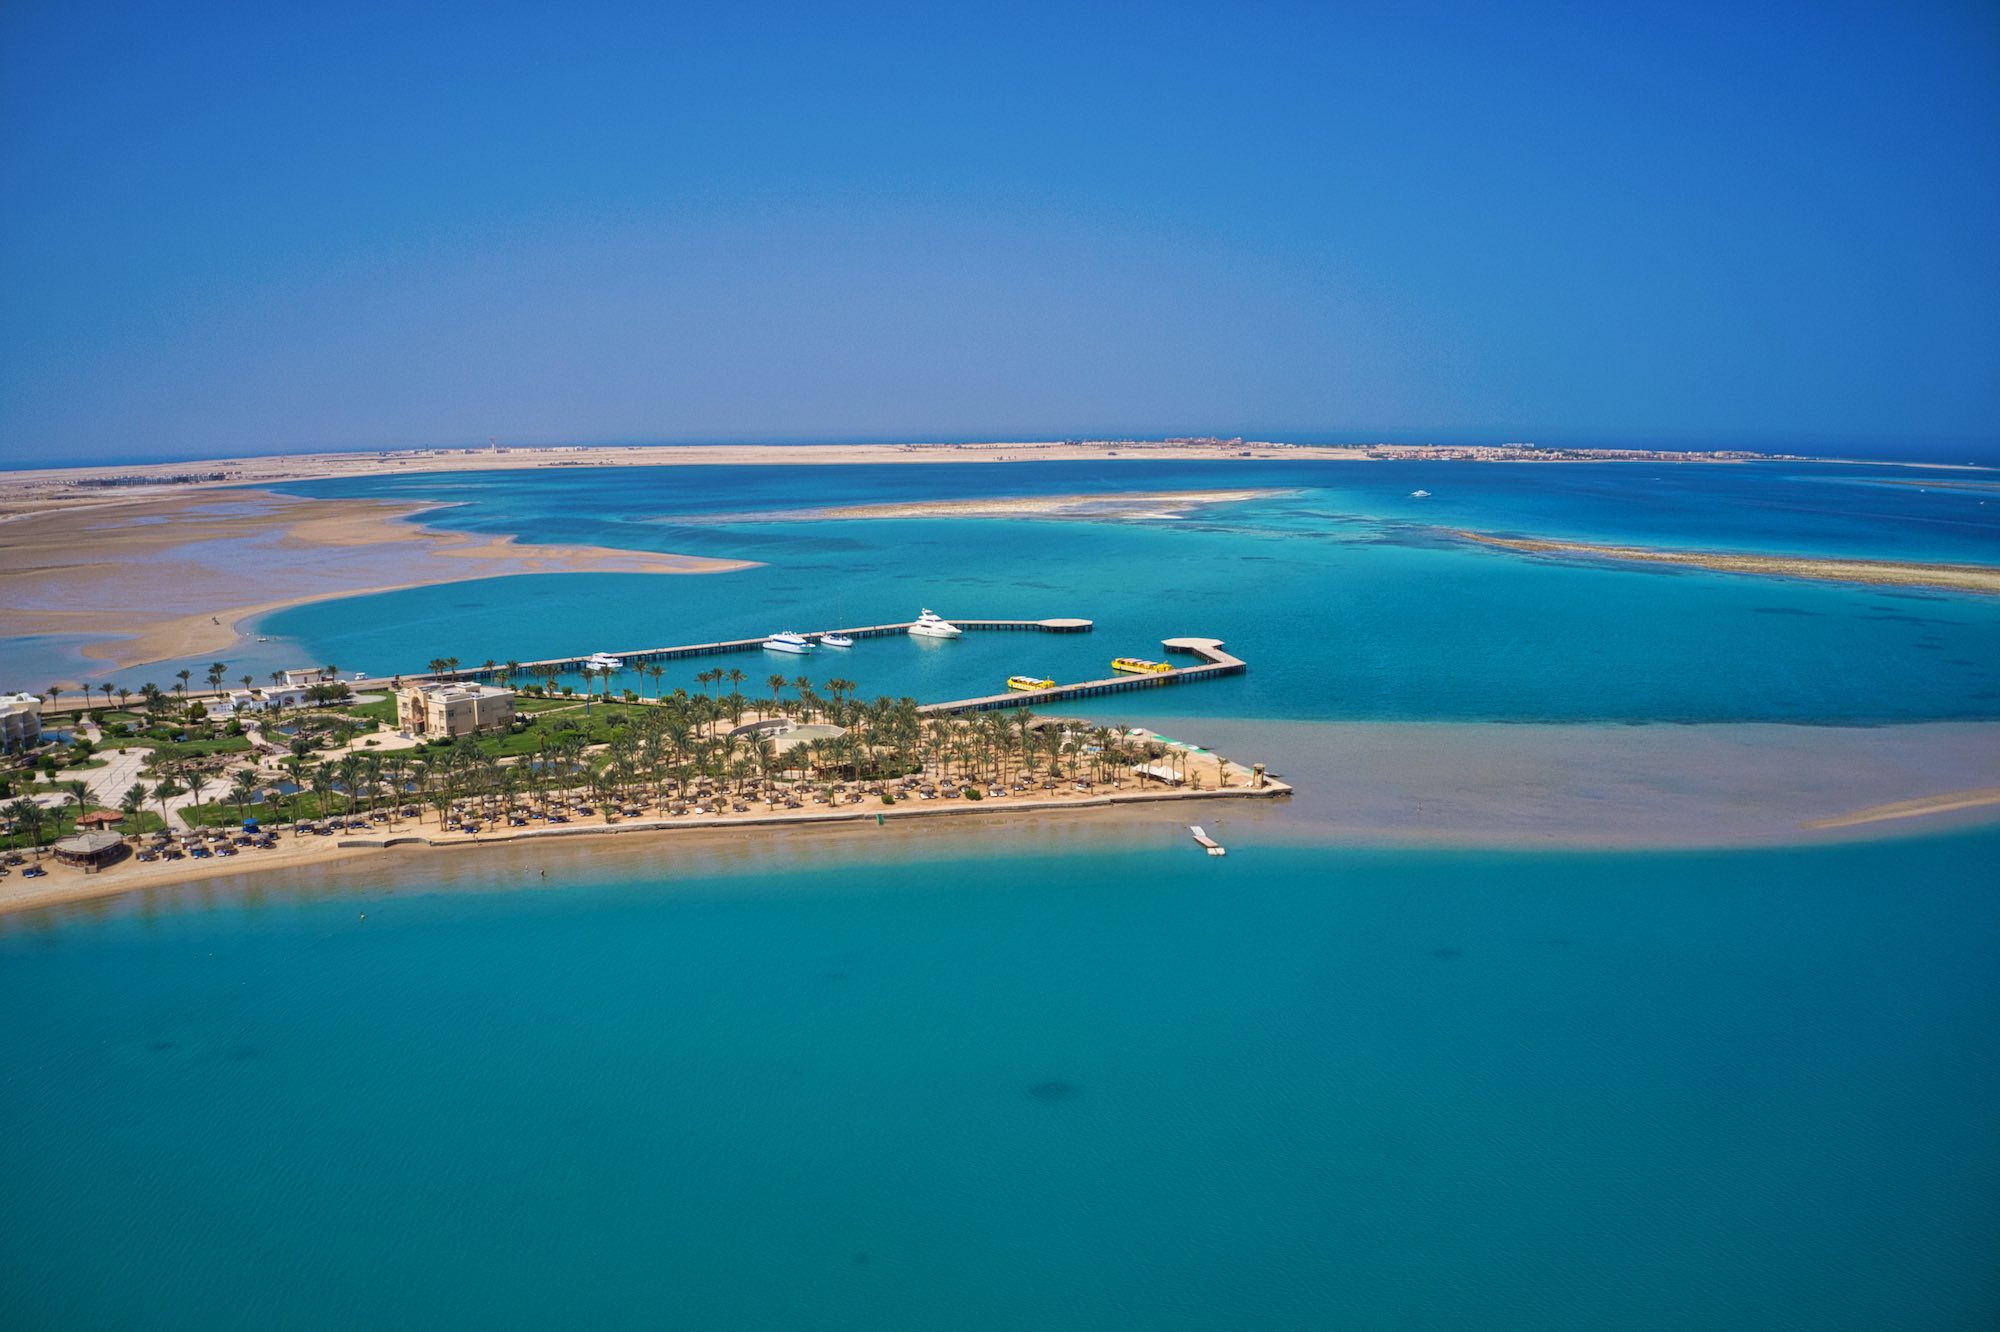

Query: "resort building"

xmin=208 ymin=687 xmax=312 ymax=717
xmin=397 ymin=682 xmax=516 ymax=739
xmin=0 ymin=692 xmax=43 ymax=752
xmin=283 ymin=668 xmax=329 ymax=687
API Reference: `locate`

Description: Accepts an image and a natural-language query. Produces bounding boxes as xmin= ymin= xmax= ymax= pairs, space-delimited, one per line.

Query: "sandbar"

xmin=1456 ymin=531 xmax=2000 ymax=595
xmin=690 ymin=488 xmax=1293 ymax=523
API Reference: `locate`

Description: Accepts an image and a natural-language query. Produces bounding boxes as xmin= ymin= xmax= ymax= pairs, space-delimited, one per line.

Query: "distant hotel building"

xmin=397 ymin=682 xmax=516 ymax=740
xmin=0 ymin=692 xmax=42 ymax=752
xmin=283 ymin=668 xmax=330 ymax=687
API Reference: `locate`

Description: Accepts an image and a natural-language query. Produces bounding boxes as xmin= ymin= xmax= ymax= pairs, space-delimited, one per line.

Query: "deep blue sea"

xmin=4 ymin=457 xmax=1998 ymax=1328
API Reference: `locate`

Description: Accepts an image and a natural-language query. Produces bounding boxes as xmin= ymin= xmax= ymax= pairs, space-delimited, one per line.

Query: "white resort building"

xmin=0 ymin=691 xmax=43 ymax=752
xmin=397 ymin=682 xmax=516 ymax=740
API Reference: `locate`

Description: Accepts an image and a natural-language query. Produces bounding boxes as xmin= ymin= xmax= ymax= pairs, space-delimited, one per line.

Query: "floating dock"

xmin=917 ymin=637 xmax=1245 ymax=715
xmin=1189 ymin=825 xmax=1226 ymax=856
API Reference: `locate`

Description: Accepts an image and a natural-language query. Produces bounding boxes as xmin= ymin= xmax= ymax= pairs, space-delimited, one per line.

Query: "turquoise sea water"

xmin=212 ymin=460 xmax=1998 ymax=725
xmin=4 ymin=830 xmax=1997 ymax=1329
xmin=5 ymin=458 xmax=1999 ymax=1327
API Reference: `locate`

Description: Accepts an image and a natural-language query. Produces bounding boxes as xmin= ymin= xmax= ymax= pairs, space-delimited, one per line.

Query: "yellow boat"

xmin=1007 ymin=675 xmax=1056 ymax=691
xmin=1111 ymin=657 xmax=1172 ymax=674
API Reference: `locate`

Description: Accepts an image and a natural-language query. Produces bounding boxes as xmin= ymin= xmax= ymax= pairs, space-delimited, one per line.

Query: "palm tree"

xmin=152 ymin=776 xmax=185 ymax=831
xmin=115 ymin=685 xmax=131 ymax=710
xmin=206 ymin=662 xmax=228 ymax=692
xmin=229 ymin=769 xmax=262 ymax=824
xmin=120 ymin=783 xmax=148 ymax=843
xmin=173 ymin=669 xmax=192 ymax=705
xmin=183 ymin=768 xmax=210 ymax=821
xmin=6 ymin=798 xmax=47 ymax=864
xmin=240 ymin=675 xmax=254 ymax=693
xmin=44 ymin=683 xmax=62 ymax=712
xmin=767 ymin=674 xmax=787 ymax=716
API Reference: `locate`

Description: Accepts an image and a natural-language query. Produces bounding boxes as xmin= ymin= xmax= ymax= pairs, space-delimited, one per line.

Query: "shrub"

xmin=879 ymin=792 xmax=895 ymax=805
xmin=964 ymin=787 xmax=983 ymax=801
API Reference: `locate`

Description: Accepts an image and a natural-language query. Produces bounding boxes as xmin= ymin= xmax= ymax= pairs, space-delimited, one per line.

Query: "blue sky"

xmin=2 ymin=0 xmax=1996 ymax=463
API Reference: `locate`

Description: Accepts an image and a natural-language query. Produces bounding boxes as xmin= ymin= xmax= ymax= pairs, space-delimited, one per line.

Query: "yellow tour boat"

xmin=1110 ymin=657 xmax=1172 ymax=674
xmin=1007 ymin=675 xmax=1056 ymax=691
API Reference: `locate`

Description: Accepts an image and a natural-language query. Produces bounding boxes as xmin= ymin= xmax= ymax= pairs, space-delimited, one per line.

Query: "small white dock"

xmin=1189 ymin=825 xmax=1225 ymax=856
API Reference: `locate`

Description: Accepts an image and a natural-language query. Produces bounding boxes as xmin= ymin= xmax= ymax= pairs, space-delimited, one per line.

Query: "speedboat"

xmin=1410 ymin=489 xmax=1432 ymax=498
xmin=1007 ymin=676 xmax=1055 ymax=691
xmin=585 ymin=652 xmax=624 ymax=670
xmin=818 ymin=632 xmax=855 ymax=649
xmin=908 ymin=608 xmax=962 ymax=639
xmin=763 ymin=631 xmax=815 ymax=654
xmin=1111 ymin=657 xmax=1172 ymax=674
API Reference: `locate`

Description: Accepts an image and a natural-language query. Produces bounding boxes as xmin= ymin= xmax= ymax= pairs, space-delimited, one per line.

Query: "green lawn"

xmin=140 ymin=735 xmax=255 ymax=765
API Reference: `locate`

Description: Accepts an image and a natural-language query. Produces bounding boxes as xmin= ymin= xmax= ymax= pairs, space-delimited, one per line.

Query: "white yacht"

xmin=763 ymin=631 xmax=815 ymax=654
xmin=818 ymin=632 xmax=855 ymax=649
xmin=585 ymin=652 xmax=624 ymax=670
xmin=1410 ymin=489 xmax=1432 ymax=499
xmin=908 ymin=608 xmax=962 ymax=639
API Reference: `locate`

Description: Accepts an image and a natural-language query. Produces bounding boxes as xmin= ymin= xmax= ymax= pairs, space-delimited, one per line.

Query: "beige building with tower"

xmin=397 ymin=682 xmax=516 ymax=739
xmin=1 ymin=691 xmax=44 ymax=752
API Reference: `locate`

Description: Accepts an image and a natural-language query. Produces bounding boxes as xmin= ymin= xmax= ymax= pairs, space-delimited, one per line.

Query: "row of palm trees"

xmin=181 ymin=690 xmax=1198 ymax=833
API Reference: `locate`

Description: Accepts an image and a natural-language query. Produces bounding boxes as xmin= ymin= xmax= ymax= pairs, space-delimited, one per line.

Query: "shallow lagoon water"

xmin=3 ymin=830 xmax=1997 ymax=1330
xmin=230 ymin=460 xmax=2000 ymax=725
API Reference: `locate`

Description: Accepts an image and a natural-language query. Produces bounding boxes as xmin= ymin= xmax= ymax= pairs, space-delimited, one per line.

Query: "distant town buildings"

xmin=0 ymin=691 xmax=43 ymax=752
xmin=397 ymin=682 xmax=516 ymax=739
xmin=282 ymin=668 xmax=329 ymax=686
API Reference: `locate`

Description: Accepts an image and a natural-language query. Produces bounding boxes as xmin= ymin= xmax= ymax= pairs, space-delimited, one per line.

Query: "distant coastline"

xmin=0 ymin=436 xmax=1908 ymax=519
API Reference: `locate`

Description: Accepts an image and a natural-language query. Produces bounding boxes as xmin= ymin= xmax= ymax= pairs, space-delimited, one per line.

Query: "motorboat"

xmin=1007 ymin=676 xmax=1055 ymax=691
xmin=908 ymin=608 xmax=962 ymax=639
xmin=585 ymin=652 xmax=624 ymax=670
xmin=818 ymin=632 xmax=855 ymax=649
xmin=763 ymin=631 xmax=815 ymax=654
xmin=1410 ymin=489 xmax=1432 ymax=498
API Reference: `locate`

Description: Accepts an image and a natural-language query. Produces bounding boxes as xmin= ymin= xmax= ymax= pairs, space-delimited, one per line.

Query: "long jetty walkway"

xmin=423 ymin=617 xmax=1096 ymax=684
xmin=402 ymin=618 xmax=1247 ymax=712
xmin=918 ymin=637 xmax=1245 ymax=715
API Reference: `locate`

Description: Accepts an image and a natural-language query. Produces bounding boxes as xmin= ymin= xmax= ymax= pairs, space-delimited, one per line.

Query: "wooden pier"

xmin=917 ymin=637 xmax=1245 ymax=715
xmin=414 ymin=617 xmax=1096 ymax=684
xmin=397 ymin=620 xmax=1247 ymax=714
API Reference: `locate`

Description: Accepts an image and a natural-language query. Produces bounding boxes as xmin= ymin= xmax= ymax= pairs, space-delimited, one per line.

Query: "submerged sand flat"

xmin=6 ymin=719 xmax=1996 ymax=921
xmin=0 ymin=489 xmax=755 ymax=674
xmin=1457 ymin=530 xmax=2000 ymax=595
xmin=685 ymin=488 xmax=1293 ymax=523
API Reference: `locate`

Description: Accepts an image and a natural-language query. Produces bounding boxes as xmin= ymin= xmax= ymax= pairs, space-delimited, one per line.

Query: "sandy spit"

xmin=0 ymin=489 xmax=756 ymax=677
xmin=1456 ymin=531 xmax=2000 ymax=595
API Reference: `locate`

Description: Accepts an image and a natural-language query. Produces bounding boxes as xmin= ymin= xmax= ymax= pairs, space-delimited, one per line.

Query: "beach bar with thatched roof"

xmin=52 ymin=830 xmax=125 ymax=871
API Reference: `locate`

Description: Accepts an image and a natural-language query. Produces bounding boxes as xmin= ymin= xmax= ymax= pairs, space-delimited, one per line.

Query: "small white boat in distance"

xmin=819 ymin=632 xmax=855 ymax=649
xmin=909 ymin=608 xmax=962 ymax=639
xmin=763 ymin=631 xmax=815 ymax=654
xmin=585 ymin=652 xmax=624 ymax=670
xmin=1410 ymin=489 xmax=1431 ymax=498
xmin=1189 ymin=825 xmax=1225 ymax=856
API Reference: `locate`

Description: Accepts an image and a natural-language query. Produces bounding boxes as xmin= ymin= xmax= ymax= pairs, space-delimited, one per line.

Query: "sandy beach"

xmin=0 ymin=488 xmax=755 ymax=676
xmin=1456 ymin=530 xmax=2000 ymax=595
